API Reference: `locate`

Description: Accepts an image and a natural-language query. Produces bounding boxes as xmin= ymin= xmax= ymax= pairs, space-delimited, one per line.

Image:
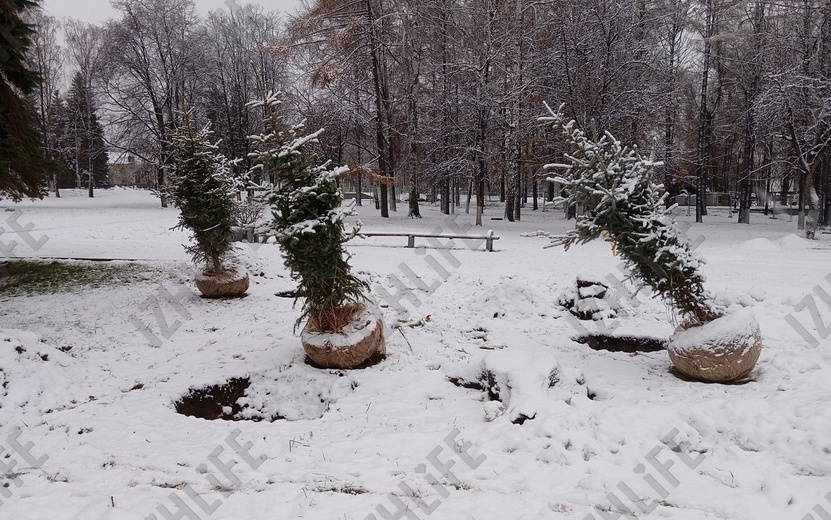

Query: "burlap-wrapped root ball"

xmin=195 ymin=268 xmax=249 ymax=298
xmin=668 ymin=308 xmax=762 ymax=383
xmin=301 ymin=302 xmax=386 ymax=369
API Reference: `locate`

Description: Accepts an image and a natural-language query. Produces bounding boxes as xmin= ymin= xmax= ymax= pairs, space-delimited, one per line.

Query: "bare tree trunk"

xmin=504 ymin=0 xmax=524 ymax=222
xmin=822 ymin=0 xmax=831 ymax=227
xmin=466 ymin=178 xmax=472 ymax=214
xmin=696 ymin=0 xmax=717 ymax=223
xmin=532 ymin=175 xmax=538 ymax=210
xmin=474 ymin=2 xmax=497 ymax=226
xmin=504 ymin=142 xmax=515 ymax=221
xmin=798 ymin=175 xmax=806 ymax=229
xmin=366 ymin=0 xmax=393 ymax=218
xmin=88 ymin=148 xmax=94 ymax=198
xmin=738 ymin=127 xmax=753 ymax=224
xmin=739 ymin=2 xmax=766 ymax=224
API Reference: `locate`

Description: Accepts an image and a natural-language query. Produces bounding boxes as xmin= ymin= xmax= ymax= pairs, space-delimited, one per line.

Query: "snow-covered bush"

xmin=248 ymin=91 xmax=366 ymax=331
xmin=541 ymin=103 xmax=720 ymax=324
xmin=164 ymin=113 xmax=237 ymax=275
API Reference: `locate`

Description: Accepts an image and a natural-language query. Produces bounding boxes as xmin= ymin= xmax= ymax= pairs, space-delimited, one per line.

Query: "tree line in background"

xmin=289 ymin=0 xmax=831 ymax=235
xmin=6 ymin=0 xmax=831 ymax=236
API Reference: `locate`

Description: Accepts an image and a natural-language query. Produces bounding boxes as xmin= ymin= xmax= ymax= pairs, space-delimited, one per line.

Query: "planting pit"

xmin=575 ymin=334 xmax=666 ymax=353
xmin=175 ymin=377 xmax=251 ymax=421
xmin=174 ymin=366 xmax=359 ymax=422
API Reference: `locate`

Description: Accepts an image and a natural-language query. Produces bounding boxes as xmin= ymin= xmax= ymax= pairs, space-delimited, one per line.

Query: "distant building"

xmin=109 ymin=152 xmax=155 ymax=188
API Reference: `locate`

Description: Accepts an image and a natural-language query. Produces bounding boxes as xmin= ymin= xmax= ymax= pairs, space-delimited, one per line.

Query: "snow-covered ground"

xmin=1 ymin=188 xmax=830 ymax=520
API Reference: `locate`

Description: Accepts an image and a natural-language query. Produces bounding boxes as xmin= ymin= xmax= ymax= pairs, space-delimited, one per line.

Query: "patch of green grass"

xmin=0 ymin=260 xmax=160 ymax=296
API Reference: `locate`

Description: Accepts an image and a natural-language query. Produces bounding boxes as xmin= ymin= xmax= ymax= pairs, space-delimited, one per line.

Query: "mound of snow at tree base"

xmin=738 ymin=234 xmax=812 ymax=251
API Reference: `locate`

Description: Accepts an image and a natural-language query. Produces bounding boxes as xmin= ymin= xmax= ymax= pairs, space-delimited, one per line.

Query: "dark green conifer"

xmin=0 ymin=0 xmax=47 ymax=200
xmin=542 ymin=104 xmax=720 ymax=324
xmin=164 ymin=111 xmax=237 ymax=275
xmin=249 ymin=91 xmax=366 ymax=331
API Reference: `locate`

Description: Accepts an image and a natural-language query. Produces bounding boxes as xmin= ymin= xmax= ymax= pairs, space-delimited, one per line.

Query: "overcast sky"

xmin=41 ymin=0 xmax=304 ymax=24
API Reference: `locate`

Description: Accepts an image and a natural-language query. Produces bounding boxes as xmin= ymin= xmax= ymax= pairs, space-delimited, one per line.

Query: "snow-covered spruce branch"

xmin=540 ymin=103 xmax=720 ymax=324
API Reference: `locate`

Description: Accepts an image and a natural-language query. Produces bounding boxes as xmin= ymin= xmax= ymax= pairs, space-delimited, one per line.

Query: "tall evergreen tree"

xmin=45 ymin=90 xmax=72 ymax=186
xmin=64 ymin=72 xmax=108 ymax=191
xmin=249 ymin=91 xmax=367 ymax=332
xmin=164 ymin=111 xmax=237 ymax=275
xmin=0 ymin=0 xmax=47 ymax=200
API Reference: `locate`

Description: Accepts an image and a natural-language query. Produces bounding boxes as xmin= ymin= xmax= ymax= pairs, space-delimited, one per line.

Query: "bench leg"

xmin=486 ymin=236 xmax=493 ymax=252
xmin=407 ymin=235 xmax=415 ymax=248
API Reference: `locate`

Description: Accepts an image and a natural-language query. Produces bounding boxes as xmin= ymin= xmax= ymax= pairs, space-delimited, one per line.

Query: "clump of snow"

xmin=668 ymin=308 xmax=760 ymax=356
xmin=737 ymin=234 xmax=812 ymax=252
xmin=236 ymin=364 xmax=357 ymax=421
xmin=737 ymin=237 xmax=779 ymax=251
xmin=748 ymin=286 xmax=767 ymax=302
xmin=448 ymin=350 xmax=588 ymax=424
xmin=559 ymin=276 xmax=620 ymax=321
xmin=469 ymin=279 xmax=546 ymax=320
xmin=775 ymin=233 xmax=812 ymax=249
xmin=520 ymin=230 xmax=551 ymax=238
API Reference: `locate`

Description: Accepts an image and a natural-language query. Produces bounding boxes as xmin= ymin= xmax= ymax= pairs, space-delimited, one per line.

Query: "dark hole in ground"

xmin=575 ymin=334 xmax=666 ymax=353
xmin=174 ymin=377 xmax=252 ymax=421
xmin=275 ymin=290 xmax=298 ymax=298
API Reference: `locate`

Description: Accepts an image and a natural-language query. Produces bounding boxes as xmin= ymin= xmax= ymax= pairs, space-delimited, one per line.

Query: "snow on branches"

xmin=540 ymin=103 xmax=720 ymax=323
xmin=164 ymin=113 xmax=238 ymax=274
xmin=247 ymin=91 xmax=366 ymax=331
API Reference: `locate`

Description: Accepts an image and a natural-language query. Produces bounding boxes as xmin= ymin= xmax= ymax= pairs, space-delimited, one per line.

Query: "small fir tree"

xmin=541 ymin=103 xmax=720 ymax=324
xmin=248 ymin=91 xmax=366 ymax=331
xmin=164 ymin=112 xmax=237 ymax=275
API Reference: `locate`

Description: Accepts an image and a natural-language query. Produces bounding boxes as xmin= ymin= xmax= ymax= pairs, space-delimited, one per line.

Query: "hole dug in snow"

xmin=574 ymin=334 xmax=666 ymax=353
xmin=175 ymin=366 xmax=358 ymax=422
xmin=449 ymin=350 xmax=589 ymax=425
xmin=174 ymin=377 xmax=250 ymax=420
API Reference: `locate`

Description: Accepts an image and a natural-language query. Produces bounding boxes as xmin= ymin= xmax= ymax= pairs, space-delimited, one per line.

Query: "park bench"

xmin=361 ymin=230 xmax=500 ymax=252
xmin=238 ymin=228 xmax=500 ymax=252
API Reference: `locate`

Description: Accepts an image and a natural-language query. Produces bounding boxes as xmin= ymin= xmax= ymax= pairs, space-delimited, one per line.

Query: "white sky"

xmin=41 ymin=0 xmax=304 ymax=24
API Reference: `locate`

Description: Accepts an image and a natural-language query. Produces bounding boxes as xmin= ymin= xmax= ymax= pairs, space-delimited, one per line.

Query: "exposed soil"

xmin=575 ymin=334 xmax=666 ymax=353
xmin=174 ymin=377 xmax=252 ymax=421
